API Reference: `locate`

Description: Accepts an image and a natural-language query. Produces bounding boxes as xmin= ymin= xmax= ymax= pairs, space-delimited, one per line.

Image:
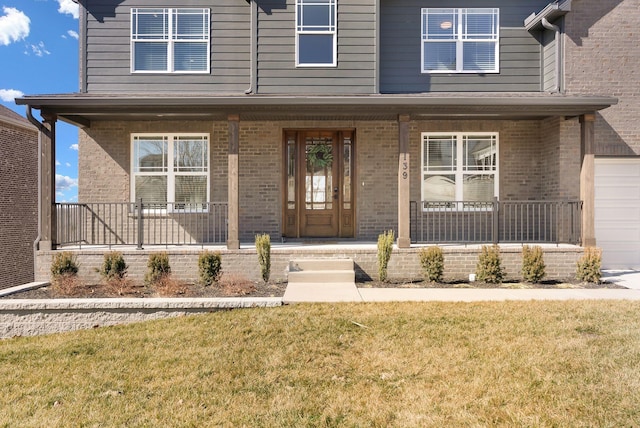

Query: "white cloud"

xmin=56 ymin=160 xmax=61 ymax=166
xmin=57 ymin=0 xmax=79 ymax=19
xmin=0 ymin=88 xmax=24 ymax=102
xmin=56 ymin=174 xmax=78 ymax=192
xmin=27 ymin=41 xmax=50 ymax=57
xmin=69 ymin=143 xmax=79 ymax=151
xmin=0 ymin=7 xmax=30 ymax=46
xmin=65 ymin=162 xmax=71 ymax=167
xmin=67 ymin=30 xmax=79 ymax=40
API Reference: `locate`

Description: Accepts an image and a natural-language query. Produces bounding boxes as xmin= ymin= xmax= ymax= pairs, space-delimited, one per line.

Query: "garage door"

xmin=595 ymin=158 xmax=640 ymax=269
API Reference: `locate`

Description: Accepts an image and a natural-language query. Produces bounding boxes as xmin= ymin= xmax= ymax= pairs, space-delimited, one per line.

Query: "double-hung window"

xmin=422 ymin=133 xmax=498 ymax=209
xmin=421 ymin=8 xmax=499 ymax=73
xmin=132 ymin=134 xmax=209 ymax=210
xmin=296 ymin=0 xmax=337 ymax=67
xmin=131 ymin=8 xmax=210 ymax=73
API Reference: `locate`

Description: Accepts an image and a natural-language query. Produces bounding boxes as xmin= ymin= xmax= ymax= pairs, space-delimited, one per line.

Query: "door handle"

xmin=333 ymin=187 xmax=339 ymax=200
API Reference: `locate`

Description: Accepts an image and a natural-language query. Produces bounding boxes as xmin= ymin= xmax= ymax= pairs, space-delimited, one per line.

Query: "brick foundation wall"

xmin=35 ymin=245 xmax=584 ymax=284
xmin=0 ymin=121 xmax=38 ymax=289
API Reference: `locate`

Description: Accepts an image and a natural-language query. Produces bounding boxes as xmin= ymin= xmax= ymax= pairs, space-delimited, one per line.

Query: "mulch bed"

xmin=358 ymin=278 xmax=626 ymax=290
xmin=1 ymin=279 xmax=288 ymax=300
xmin=2 ymin=277 xmax=624 ymax=300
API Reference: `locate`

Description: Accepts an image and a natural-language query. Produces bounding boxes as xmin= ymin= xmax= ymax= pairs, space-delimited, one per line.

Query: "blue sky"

xmin=0 ymin=0 xmax=80 ymax=202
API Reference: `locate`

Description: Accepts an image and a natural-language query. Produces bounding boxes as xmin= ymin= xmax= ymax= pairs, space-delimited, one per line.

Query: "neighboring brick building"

xmin=16 ymin=0 xmax=640 ymax=280
xmin=0 ymin=106 xmax=38 ymax=288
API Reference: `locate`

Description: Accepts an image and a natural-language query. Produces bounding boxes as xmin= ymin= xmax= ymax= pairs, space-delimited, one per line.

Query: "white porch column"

xmin=40 ymin=113 xmax=57 ymax=250
xmin=227 ymin=114 xmax=240 ymax=249
xmin=580 ymin=113 xmax=596 ymax=247
xmin=397 ymin=114 xmax=411 ymax=248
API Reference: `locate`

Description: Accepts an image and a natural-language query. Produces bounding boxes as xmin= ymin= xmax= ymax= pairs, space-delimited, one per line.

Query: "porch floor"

xmin=56 ymin=241 xmax=583 ymax=252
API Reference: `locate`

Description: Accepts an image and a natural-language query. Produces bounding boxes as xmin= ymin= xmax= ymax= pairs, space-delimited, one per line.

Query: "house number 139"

xmin=402 ymin=155 xmax=408 ymax=179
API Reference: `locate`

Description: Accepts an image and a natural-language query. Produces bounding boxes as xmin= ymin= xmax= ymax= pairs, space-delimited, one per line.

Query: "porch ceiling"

xmin=16 ymin=92 xmax=617 ymax=128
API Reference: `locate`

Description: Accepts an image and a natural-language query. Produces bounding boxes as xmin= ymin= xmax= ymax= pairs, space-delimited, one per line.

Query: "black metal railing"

xmin=410 ymin=199 xmax=582 ymax=244
xmin=56 ymin=201 xmax=228 ymax=248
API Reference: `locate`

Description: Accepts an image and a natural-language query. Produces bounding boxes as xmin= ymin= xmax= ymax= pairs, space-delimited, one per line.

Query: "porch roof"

xmin=16 ymin=92 xmax=617 ymax=127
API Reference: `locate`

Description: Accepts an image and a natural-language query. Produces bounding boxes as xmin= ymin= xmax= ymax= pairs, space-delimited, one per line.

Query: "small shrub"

xmin=419 ymin=246 xmax=444 ymax=283
xmin=221 ymin=273 xmax=256 ymax=296
xmin=377 ymin=230 xmax=395 ymax=282
xmin=198 ymin=251 xmax=222 ymax=286
xmin=255 ymin=234 xmax=271 ymax=283
xmin=99 ymin=251 xmax=128 ymax=281
xmin=521 ymin=245 xmax=546 ymax=283
xmin=576 ymin=247 xmax=602 ymax=283
xmin=52 ymin=273 xmax=82 ymax=297
xmin=103 ymin=276 xmax=137 ymax=297
xmin=476 ymin=245 xmax=505 ymax=284
xmin=154 ymin=275 xmax=189 ymax=297
xmin=145 ymin=252 xmax=171 ymax=285
xmin=51 ymin=251 xmax=79 ymax=279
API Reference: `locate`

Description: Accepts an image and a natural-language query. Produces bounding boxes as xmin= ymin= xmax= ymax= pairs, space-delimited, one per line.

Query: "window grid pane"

xmin=424 ymin=136 xmax=456 ymax=171
xmin=132 ymin=9 xmax=168 ymax=40
xmin=134 ymin=136 xmax=168 ymax=172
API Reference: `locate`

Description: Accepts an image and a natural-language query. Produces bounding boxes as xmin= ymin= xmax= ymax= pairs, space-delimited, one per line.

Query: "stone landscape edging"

xmin=0 ymin=296 xmax=283 ymax=339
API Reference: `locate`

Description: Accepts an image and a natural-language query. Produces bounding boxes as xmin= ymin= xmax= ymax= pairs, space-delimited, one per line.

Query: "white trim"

xmin=421 ymin=8 xmax=499 ymax=74
xmin=295 ymin=0 xmax=337 ymax=67
xmin=421 ymin=132 xmax=499 ymax=211
xmin=131 ymin=133 xmax=210 ymax=211
xmin=131 ymin=8 xmax=210 ymax=74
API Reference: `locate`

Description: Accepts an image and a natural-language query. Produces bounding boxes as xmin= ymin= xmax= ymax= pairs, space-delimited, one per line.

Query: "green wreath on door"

xmin=307 ymin=143 xmax=333 ymax=168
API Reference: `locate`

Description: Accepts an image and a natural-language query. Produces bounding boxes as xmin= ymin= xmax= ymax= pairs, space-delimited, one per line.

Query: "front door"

xmin=284 ymin=130 xmax=355 ymax=238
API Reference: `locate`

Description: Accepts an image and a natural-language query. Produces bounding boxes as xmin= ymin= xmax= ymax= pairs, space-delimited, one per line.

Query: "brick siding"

xmin=564 ymin=0 xmax=640 ymax=155
xmin=0 ymin=120 xmax=38 ymax=288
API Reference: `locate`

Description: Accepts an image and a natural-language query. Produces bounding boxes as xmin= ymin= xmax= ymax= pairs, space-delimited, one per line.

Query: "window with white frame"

xmin=421 ymin=133 xmax=498 ymax=208
xmin=131 ymin=8 xmax=210 ymax=73
xmin=421 ymin=8 xmax=499 ymax=73
xmin=132 ymin=134 xmax=209 ymax=209
xmin=296 ymin=0 xmax=337 ymax=66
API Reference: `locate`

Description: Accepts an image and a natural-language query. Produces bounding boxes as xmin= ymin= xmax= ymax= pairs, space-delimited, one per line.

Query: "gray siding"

xmin=542 ymin=29 xmax=556 ymax=92
xmin=380 ymin=0 xmax=550 ymax=93
xmin=256 ymin=0 xmax=376 ymax=94
xmin=83 ymin=0 xmax=250 ymax=93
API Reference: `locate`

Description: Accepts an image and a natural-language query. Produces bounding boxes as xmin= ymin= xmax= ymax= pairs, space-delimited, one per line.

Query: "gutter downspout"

xmin=26 ymin=106 xmax=44 ymax=276
xmin=541 ymin=17 xmax=561 ymax=93
xmin=245 ymin=0 xmax=257 ymax=94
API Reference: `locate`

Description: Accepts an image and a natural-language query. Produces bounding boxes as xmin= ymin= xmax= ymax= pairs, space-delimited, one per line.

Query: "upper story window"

xmin=296 ymin=0 xmax=337 ymax=67
xmin=132 ymin=134 xmax=210 ymax=209
xmin=421 ymin=133 xmax=498 ymax=209
xmin=131 ymin=8 xmax=210 ymax=73
xmin=421 ymin=8 xmax=499 ymax=74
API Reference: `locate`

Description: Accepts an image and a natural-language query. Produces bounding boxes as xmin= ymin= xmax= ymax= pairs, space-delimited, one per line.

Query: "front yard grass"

xmin=2 ymin=301 xmax=640 ymax=426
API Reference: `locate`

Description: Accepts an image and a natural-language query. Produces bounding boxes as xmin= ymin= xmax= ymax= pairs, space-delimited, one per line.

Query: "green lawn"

xmin=2 ymin=301 xmax=640 ymax=427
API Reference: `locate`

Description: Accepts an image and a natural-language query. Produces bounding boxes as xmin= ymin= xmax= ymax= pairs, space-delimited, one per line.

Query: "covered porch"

xmin=17 ymin=92 xmax=616 ymax=254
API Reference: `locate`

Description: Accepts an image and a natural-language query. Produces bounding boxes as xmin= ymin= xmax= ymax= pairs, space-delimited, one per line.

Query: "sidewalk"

xmin=283 ymin=270 xmax=640 ymax=303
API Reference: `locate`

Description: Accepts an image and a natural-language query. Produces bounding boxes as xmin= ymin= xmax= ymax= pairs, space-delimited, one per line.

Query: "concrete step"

xmin=289 ymin=258 xmax=353 ymax=272
xmin=288 ymin=270 xmax=355 ymax=284
xmin=287 ymin=259 xmax=355 ymax=285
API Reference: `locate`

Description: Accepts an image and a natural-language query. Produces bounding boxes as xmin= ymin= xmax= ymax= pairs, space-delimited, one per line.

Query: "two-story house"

xmin=18 ymin=0 xmax=638 ymax=282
